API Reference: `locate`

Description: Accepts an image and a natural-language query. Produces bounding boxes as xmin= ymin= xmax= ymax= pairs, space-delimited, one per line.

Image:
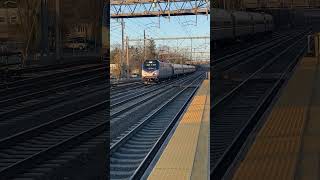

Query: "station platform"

xmin=232 ymin=40 xmax=320 ymax=179
xmin=148 ymin=74 xmax=210 ymax=180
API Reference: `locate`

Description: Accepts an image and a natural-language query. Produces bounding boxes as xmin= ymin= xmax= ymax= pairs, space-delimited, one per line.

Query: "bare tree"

xmin=146 ymin=39 xmax=157 ymax=59
xmin=110 ymin=47 xmax=121 ymax=78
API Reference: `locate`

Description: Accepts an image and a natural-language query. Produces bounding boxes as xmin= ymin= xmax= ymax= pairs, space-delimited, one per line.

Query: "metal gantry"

xmin=129 ymin=36 xmax=210 ymax=41
xmin=110 ymin=0 xmax=210 ymax=18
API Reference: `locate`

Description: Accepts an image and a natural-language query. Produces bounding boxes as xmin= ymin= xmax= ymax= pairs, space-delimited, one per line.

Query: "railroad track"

xmin=110 ymin=81 xmax=145 ymax=95
xmin=0 ymin=82 xmax=107 ymax=139
xmin=0 ymin=61 xmax=107 ymax=140
xmin=0 ymin=61 xmax=109 ymax=179
xmin=110 ymin=72 xmax=205 ymax=180
xmin=213 ymin=29 xmax=307 ymax=102
xmin=0 ymin=62 xmax=105 ymax=93
xmin=213 ymin=31 xmax=284 ymax=61
xmin=211 ymin=30 xmax=309 ymax=179
xmin=110 ymin=73 xmax=204 ymax=97
xmin=110 ymin=76 xmax=191 ymax=98
xmin=1 ymin=60 xmax=104 ymax=81
xmin=110 ymin=73 xmax=202 ymax=141
xmin=111 ymin=76 xmax=198 ymax=105
xmin=111 ymin=79 xmax=141 ymax=86
xmin=0 ymin=73 xmax=106 ymax=107
xmin=0 ymin=100 xmax=107 ymax=180
xmin=213 ymin=30 xmax=303 ymax=72
xmin=0 ymin=68 xmax=106 ymax=99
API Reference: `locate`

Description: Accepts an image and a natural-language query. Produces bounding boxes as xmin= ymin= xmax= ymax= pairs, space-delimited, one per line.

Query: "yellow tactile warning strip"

xmin=148 ymin=78 xmax=210 ymax=180
xmin=296 ymin=56 xmax=320 ymax=179
xmin=232 ymin=55 xmax=320 ymax=180
xmin=190 ymin=91 xmax=209 ymax=179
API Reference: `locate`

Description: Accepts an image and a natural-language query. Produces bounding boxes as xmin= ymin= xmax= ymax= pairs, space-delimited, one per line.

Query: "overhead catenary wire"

xmin=110 ymin=6 xmax=210 ymax=64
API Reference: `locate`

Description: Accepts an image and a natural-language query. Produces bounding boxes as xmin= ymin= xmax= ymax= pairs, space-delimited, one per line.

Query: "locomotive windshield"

xmin=143 ymin=60 xmax=159 ymax=70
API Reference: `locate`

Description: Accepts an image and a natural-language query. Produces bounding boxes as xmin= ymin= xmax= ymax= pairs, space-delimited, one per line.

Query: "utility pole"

xmin=142 ymin=30 xmax=146 ymax=75
xmin=144 ymin=30 xmax=146 ymax=60
xmin=55 ymin=0 xmax=60 ymax=61
xmin=126 ymin=36 xmax=129 ymax=78
xmin=121 ymin=18 xmax=125 ymax=78
xmin=191 ymin=39 xmax=193 ymax=61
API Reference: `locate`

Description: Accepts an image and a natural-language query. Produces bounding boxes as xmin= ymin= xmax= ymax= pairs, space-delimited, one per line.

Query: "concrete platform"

xmin=232 ymin=35 xmax=320 ymax=180
xmin=148 ymin=76 xmax=210 ymax=180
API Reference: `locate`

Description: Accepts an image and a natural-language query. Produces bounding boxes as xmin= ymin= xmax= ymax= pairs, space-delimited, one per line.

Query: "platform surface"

xmin=148 ymin=77 xmax=210 ymax=180
xmin=232 ymin=54 xmax=320 ymax=180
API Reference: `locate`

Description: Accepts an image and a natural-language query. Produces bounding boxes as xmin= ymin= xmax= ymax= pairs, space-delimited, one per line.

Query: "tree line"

xmin=110 ymin=39 xmax=191 ymax=78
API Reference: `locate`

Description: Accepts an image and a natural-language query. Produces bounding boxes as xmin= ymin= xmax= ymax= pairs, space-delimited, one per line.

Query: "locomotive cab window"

xmin=143 ymin=60 xmax=159 ymax=70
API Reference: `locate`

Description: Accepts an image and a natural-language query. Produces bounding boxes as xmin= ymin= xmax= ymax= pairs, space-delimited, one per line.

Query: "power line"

xmin=129 ymin=36 xmax=209 ymax=41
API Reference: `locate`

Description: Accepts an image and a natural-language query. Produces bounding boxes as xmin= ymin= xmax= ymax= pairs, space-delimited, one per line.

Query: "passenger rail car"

xmin=212 ymin=8 xmax=274 ymax=42
xmin=142 ymin=60 xmax=196 ymax=83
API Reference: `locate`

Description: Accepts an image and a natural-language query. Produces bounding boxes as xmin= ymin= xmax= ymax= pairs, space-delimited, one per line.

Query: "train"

xmin=212 ymin=8 xmax=274 ymax=42
xmin=142 ymin=59 xmax=196 ymax=83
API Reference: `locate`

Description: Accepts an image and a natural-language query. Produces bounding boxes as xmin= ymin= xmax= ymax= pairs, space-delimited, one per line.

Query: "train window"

xmin=143 ymin=60 xmax=159 ymax=70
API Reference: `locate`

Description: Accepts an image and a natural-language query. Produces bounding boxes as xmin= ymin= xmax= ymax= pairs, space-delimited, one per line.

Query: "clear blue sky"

xmin=111 ymin=15 xmax=209 ymax=41
xmin=110 ymin=15 xmax=210 ymax=60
